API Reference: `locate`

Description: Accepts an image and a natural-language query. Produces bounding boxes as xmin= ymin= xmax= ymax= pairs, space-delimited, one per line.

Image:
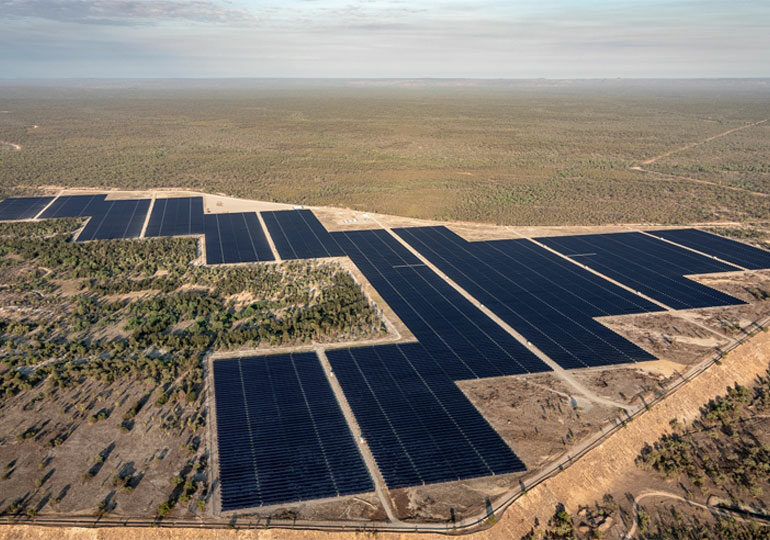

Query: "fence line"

xmin=4 ymin=316 xmax=769 ymax=536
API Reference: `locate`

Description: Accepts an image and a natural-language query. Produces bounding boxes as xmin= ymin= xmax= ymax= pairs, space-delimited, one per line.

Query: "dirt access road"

xmin=640 ymin=118 xmax=768 ymax=165
xmin=622 ymin=490 xmax=769 ymax=540
xmin=631 ymin=118 xmax=768 ymax=199
xmin=0 ymin=141 xmax=21 ymax=151
xmin=3 ymin=313 xmax=769 ymax=540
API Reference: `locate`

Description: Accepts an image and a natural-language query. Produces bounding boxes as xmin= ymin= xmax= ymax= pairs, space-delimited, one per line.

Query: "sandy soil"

xmin=599 ymin=311 xmax=730 ymax=366
xmin=0 ymin=141 xmax=21 ymax=151
xmin=570 ymin=367 xmax=667 ymax=407
xmin=693 ymin=269 xmax=770 ymax=303
xmin=4 ymin=330 xmax=768 ymax=540
xmin=685 ymin=302 xmax=770 ymax=338
xmin=0 ymin=378 xmax=205 ymax=519
xmin=203 ymin=194 xmax=293 ymax=214
xmin=459 ymin=373 xmax=618 ymax=472
xmin=37 ymin=187 xmax=767 ymax=247
xmin=389 ymin=471 xmax=521 ymax=524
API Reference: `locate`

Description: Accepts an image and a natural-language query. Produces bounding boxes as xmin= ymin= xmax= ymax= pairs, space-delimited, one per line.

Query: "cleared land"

xmin=0 ymin=218 xmax=387 ymax=523
xmin=1 ymin=79 xmax=770 ymax=537
xmin=1 ymin=329 xmax=768 ymax=540
xmin=0 ymin=191 xmax=769 ymax=533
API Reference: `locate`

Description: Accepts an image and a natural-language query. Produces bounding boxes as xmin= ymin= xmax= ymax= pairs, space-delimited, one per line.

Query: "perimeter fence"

xmin=3 ymin=315 xmax=770 ymax=536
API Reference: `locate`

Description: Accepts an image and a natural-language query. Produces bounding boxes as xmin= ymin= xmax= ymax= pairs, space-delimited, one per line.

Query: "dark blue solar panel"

xmin=539 ymin=232 xmax=744 ymax=310
xmin=262 ymin=210 xmax=344 ymax=259
xmin=77 ymin=199 xmax=151 ymax=241
xmin=144 ymin=197 xmax=205 ymax=237
xmin=204 ymin=213 xmax=275 ymax=264
xmin=213 ymin=353 xmax=373 ymax=510
xmin=394 ymin=226 xmax=661 ymax=369
xmin=39 ymin=194 xmax=106 ymax=219
xmin=0 ymin=197 xmax=54 ymax=220
xmin=331 ymin=229 xmax=548 ymax=378
xmin=648 ymin=228 xmax=770 ymax=271
xmin=322 ymin=229 xmax=546 ymax=489
xmin=328 ymin=343 xmax=526 ymax=489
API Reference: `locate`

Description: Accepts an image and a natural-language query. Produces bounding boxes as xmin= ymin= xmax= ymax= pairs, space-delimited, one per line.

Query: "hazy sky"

xmin=0 ymin=0 xmax=768 ymax=78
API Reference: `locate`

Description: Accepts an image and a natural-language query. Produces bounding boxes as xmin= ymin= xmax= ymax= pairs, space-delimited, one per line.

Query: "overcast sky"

xmin=0 ymin=0 xmax=768 ymax=78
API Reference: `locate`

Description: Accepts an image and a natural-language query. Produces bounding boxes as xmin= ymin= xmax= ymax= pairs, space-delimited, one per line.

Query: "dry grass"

xmin=1 ymin=79 xmax=769 ymax=226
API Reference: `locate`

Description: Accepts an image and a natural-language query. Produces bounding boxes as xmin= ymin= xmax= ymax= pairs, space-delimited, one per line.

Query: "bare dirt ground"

xmin=686 ymin=303 xmax=770 ymax=338
xmin=693 ymin=269 xmax=770 ymax=303
xmin=0 ymin=378 xmax=204 ymax=519
xmin=39 ymin=187 xmax=767 ymax=248
xmin=389 ymin=472 xmax=520 ymax=524
xmin=0 ymin=141 xmax=21 ymax=151
xmin=3 ymin=329 xmax=768 ymax=540
xmin=600 ymin=312 xmax=730 ymax=367
xmin=259 ymin=494 xmax=386 ymax=522
xmin=570 ymin=367 xmax=668 ymax=408
xmin=459 ymin=373 xmax=618 ymax=473
xmin=4 ymin=188 xmax=770 ymax=538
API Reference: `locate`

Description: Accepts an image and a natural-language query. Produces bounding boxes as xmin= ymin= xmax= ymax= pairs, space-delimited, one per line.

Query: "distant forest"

xmin=1 ymin=79 xmax=768 ymax=226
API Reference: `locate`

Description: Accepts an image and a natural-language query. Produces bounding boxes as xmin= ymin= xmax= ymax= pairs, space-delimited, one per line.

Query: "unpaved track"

xmin=631 ymin=118 xmax=769 ymax=199
xmin=2 ymin=331 xmax=768 ymax=539
xmin=622 ymin=490 xmax=767 ymax=540
xmin=630 ymin=165 xmax=769 ymax=198
xmin=316 ymin=348 xmax=402 ymax=524
xmin=0 ymin=140 xmax=21 ymax=151
xmin=374 ymin=216 xmax=634 ymax=412
xmin=640 ymin=119 xmax=767 ymax=165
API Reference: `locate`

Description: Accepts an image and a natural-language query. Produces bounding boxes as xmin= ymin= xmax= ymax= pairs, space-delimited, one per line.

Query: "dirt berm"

xmin=2 ymin=331 xmax=769 ymax=540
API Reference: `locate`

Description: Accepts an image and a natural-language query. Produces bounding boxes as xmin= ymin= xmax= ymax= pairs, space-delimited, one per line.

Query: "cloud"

xmin=0 ymin=0 xmax=258 ymax=26
xmin=0 ymin=0 xmax=768 ymax=77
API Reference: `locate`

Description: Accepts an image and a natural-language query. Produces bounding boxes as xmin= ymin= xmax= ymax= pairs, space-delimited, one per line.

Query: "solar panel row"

xmin=213 ymin=353 xmax=373 ymax=511
xmin=204 ymin=212 xmax=274 ymax=264
xmin=77 ymin=199 xmax=151 ymax=241
xmin=34 ymin=194 xmax=152 ymax=241
xmin=648 ymin=228 xmax=770 ymax=270
xmin=0 ymin=196 xmax=55 ymax=220
xmin=262 ymin=210 xmax=345 ymax=259
xmin=539 ymin=232 xmax=744 ymax=310
xmin=39 ymin=194 xmax=106 ymax=219
xmin=331 ymin=229 xmax=548 ymax=379
xmin=328 ymin=344 xmax=527 ymax=488
xmin=325 ymin=229 xmax=546 ymax=488
xmin=394 ymin=226 xmax=662 ymax=369
xmin=144 ymin=197 xmax=205 ymax=237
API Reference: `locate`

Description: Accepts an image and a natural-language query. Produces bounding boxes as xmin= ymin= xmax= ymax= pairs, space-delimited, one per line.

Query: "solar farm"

xmin=1 ymin=190 xmax=770 ymax=526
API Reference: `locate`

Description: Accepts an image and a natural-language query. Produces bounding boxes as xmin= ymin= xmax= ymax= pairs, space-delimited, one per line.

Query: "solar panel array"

xmin=144 ymin=197 xmax=205 ymax=237
xmin=0 ymin=197 xmax=54 ymax=220
xmin=77 ymin=199 xmax=151 ymax=241
xmin=35 ymin=194 xmax=152 ymax=241
xmin=213 ymin=353 xmax=373 ymax=511
xmin=325 ymin=229 xmax=547 ymax=488
xmin=539 ymin=232 xmax=743 ymax=310
xmin=262 ymin=210 xmax=345 ymax=259
xmin=395 ymin=226 xmax=662 ymax=369
xmin=331 ymin=229 xmax=548 ymax=379
xmin=648 ymin=228 xmax=770 ymax=270
xmin=3 ymin=192 xmax=764 ymax=505
xmin=39 ymin=194 xmax=106 ymax=219
xmin=204 ymin=212 xmax=275 ymax=264
xmin=328 ymin=344 xmax=527 ymax=488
